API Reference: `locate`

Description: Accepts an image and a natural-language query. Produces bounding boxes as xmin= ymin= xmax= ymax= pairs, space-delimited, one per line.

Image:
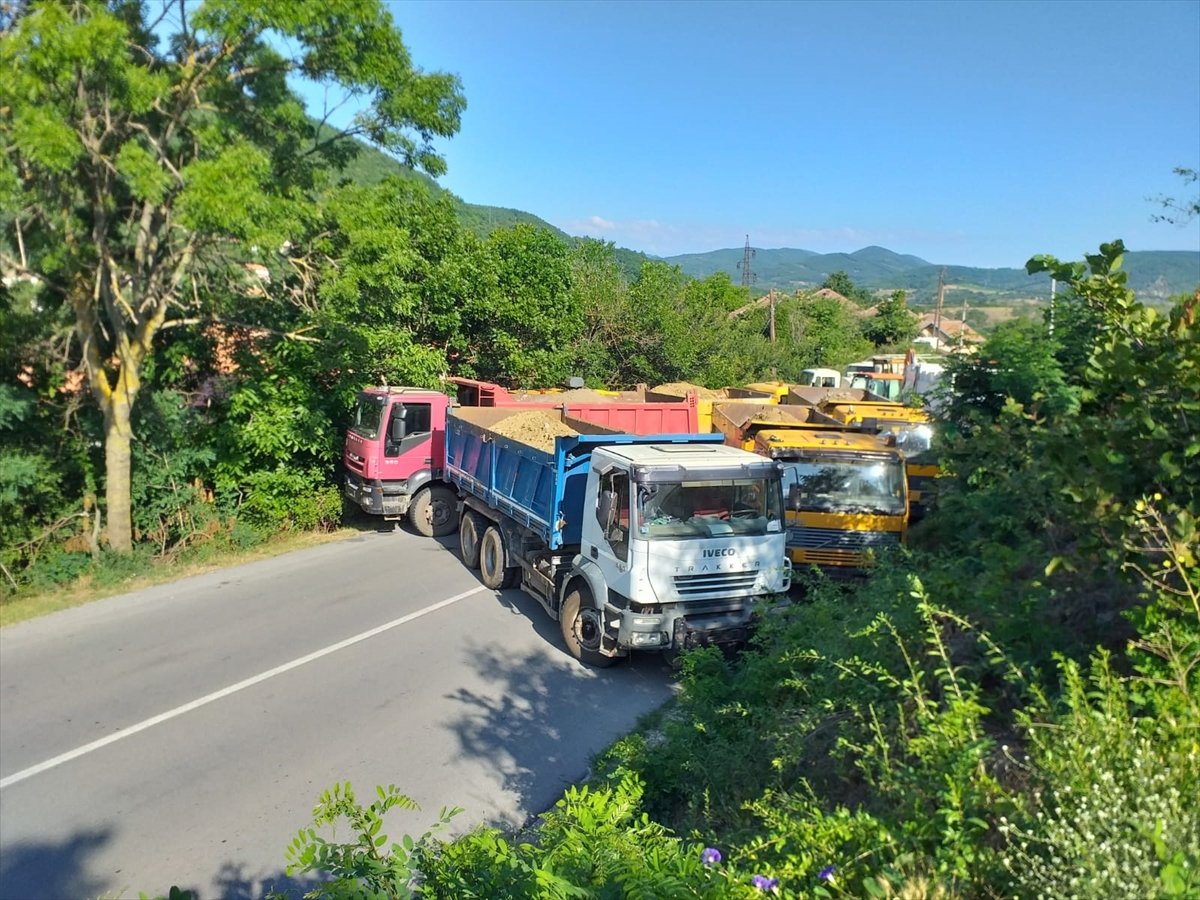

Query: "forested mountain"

xmin=663 ymin=244 xmax=1200 ymax=304
xmin=341 ymin=135 xmax=1198 ymax=302
xmin=333 ymin=126 xmax=570 ymax=241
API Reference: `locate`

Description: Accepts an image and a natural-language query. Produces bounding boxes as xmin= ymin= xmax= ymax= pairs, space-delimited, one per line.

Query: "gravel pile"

xmin=489 ymin=410 xmax=580 ymax=452
xmin=651 ymin=381 xmax=722 ymax=399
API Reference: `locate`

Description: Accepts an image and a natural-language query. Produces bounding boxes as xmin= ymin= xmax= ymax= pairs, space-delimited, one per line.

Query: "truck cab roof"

xmin=595 ymin=442 xmax=782 ymax=481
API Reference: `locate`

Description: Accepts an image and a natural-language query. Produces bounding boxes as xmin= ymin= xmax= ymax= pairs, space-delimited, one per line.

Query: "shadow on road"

xmin=445 ymin=587 xmax=676 ymax=828
xmin=206 ymin=861 xmax=324 ymax=900
xmin=0 ymin=826 xmax=134 ymax=900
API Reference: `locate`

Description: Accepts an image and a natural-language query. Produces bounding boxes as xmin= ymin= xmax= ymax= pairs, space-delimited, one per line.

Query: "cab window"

xmin=384 ymin=402 xmax=432 ymax=458
xmin=598 ymin=471 xmax=630 ymax=560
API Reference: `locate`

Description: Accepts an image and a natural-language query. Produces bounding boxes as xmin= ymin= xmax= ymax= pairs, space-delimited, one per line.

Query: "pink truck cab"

xmin=343 ymin=387 xmax=456 ymax=535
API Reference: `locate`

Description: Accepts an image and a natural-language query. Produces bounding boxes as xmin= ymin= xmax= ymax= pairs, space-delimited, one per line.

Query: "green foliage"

xmin=942 ymin=319 xmax=1076 ymax=422
xmin=1000 ymin=654 xmax=1200 ymax=899
xmin=861 ymin=290 xmax=919 ymax=347
xmin=821 ymin=271 xmax=876 ymax=305
xmin=235 ymin=468 xmax=343 ymax=535
xmin=0 ymin=0 xmax=465 ymax=551
xmin=459 ymin=224 xmax=580 ymax=386
xmin=286 ymin=781 xmax=460 ymax=900
xmin=129 ymin=390 xmax=218 ymax=554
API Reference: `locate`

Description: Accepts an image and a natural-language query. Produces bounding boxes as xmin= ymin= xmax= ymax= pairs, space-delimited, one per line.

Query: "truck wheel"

xmin=410 ymin=485 xmax=457 ymax=538
xmin=459 ymin=511 xmax=483 ymax=569
xmin=479 ymin=526 xmax=519 ymax=590
xmin=560 ymin=587 xmax=616 ymax=668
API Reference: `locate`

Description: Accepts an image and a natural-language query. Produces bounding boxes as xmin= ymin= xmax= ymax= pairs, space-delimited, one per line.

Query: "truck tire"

xmin=479 ymin=526 xmax=519 ymax=590
xmin=459 ymin=511 xmax=483 ymax=569
xmin=410 ymin=485 xmax=457 ymax=538
xmin=560 ymin=587 xmax=616 ymax=668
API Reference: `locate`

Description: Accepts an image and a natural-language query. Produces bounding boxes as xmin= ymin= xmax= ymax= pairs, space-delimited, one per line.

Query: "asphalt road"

xmin=0 ymin=526 xmax=677 ymax=899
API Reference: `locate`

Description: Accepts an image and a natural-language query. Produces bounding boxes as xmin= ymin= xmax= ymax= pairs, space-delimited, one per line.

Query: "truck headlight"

xmin=632 ymin=616 xmax=660 ymax=627
xmin=631 ymin=632 xmax=666 ymax=647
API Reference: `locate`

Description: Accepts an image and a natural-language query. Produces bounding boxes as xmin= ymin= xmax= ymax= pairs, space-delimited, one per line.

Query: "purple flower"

xmin=700 ymin=847 xmax=722 ymax=866
xmin=751 ymin=874 xmax=779 ymax=892
xmin=818 ymin=864 xmax=837 ymax=882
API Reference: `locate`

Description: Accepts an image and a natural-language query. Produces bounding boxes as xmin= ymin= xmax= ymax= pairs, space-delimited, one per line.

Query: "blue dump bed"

xmin=445 ymin=407 xmax=722 ymax=550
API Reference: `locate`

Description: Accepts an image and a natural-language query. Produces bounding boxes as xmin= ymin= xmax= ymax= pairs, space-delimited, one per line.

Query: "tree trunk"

xmin=102 ymin=389 xmax=135 ymax=553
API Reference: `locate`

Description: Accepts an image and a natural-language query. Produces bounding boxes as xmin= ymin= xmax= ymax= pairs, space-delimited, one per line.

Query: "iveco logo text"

xmin=702 ymin=548 xmax=737 ymax=558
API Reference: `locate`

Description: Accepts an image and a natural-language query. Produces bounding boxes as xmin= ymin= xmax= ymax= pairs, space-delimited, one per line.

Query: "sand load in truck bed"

xmin=651 ymin=381 xmax=722 ymax=399
xmin=487 ymin=409 xmax=580 ymax=452
xmin=509 ymin=386 xmax=616 ymax=404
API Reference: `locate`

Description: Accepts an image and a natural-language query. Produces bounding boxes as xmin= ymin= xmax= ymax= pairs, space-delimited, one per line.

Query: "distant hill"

xmin=663 ymin=245 xmax=1200 ymax=306
xmin=334 ymin=132 xmax=1198 ymax=304
xmin=333 ymin=129 xmax=570 ymax=241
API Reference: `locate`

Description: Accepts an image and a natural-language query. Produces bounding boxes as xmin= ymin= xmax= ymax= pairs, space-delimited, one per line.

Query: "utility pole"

xmin=933 ymin=266 xmax=946 ymax=349
xmin=738 ymin=234 xmax=756 ymax=288
xmin=958 ymin=293 xmax=969 ymax=352
xmin=1049 ymin=277 xmax=1056 ymax=338
xmin=768 ymin=290 xmax=777 ymax=344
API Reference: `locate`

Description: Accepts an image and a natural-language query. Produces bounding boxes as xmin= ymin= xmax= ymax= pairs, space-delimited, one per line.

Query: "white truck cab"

xmin=566 ymin=443 xmax=791 ymax=660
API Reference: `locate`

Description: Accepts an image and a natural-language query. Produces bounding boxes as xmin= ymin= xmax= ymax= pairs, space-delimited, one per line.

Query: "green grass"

xmin=0 ymin=528 xmax=358 ymax=628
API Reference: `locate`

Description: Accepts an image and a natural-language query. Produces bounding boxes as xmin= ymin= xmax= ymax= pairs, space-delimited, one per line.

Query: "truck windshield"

xmin=637 ymin=479 xmax=783 ymax=540
xmin=350 ymin=393 xmax=387 ymax=440
xmin=782 ymin=458 xmax=906 ymax=516
xmin=886 ymin=423 xmax=935 ymax=463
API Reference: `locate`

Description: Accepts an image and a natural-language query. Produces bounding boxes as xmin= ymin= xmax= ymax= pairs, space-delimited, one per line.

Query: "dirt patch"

xmin=745 ymin=405 xmax=805 ymax=424
xmin=553 ymin=387 xmax=617 ymax=403
xmin=652 ymin=381 xmax=721 ymax=399
xmin=489 ymin=410 xmax=580 ymax=452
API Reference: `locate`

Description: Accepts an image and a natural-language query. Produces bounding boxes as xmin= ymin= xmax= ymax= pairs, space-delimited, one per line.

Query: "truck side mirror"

xmin=787 ymin=484 xmax=802 ymax=510
xmin=390 ymin=411 xmax=407 ymax=442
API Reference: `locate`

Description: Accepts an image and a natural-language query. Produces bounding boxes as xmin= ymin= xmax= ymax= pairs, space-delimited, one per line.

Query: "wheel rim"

xmin=573 ymin=607 xmax=604 ymax=652
xmin=429 ymin=497 xmax=452 ymax=528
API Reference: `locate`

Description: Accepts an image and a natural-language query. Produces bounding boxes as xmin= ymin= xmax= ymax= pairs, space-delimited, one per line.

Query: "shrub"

xmin=233 ymin=467 xmax=342 ymax=535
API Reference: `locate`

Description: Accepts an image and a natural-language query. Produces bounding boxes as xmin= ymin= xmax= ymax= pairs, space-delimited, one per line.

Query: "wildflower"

xmin=751 ymin=874 xmax=779 ymax=892
xmin=701 ymin=847 xmax=722 ymax=867
xmin=819 ymin=864 xmax=837 ymax=882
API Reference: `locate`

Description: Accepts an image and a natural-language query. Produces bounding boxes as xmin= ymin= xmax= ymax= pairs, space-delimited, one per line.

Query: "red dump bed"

xmin=449 ymin=377 xmax=701 ymax=434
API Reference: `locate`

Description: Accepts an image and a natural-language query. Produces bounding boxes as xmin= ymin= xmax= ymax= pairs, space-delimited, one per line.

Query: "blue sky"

xmin=303 ymin=0 xmax=1200 ymax=268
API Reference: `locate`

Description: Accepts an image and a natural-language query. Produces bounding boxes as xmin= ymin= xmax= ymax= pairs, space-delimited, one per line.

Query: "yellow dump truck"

xmin=783 ymin=388 xmax=938 ymax=520
xmin=710 ymin=401 xmax=909 ymax=574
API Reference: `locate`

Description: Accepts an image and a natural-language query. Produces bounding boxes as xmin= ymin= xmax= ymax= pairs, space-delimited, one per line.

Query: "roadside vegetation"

xmin=3 ymin=5 xmax=1198 ymax=899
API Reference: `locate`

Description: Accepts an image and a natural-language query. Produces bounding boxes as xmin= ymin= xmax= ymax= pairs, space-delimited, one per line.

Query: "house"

xmin=914 ymin=313 xmax=984 ymax=350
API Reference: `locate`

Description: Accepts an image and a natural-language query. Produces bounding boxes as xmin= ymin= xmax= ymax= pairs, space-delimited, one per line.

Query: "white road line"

xmin=0 ymin=585 xmax=488 ymax=791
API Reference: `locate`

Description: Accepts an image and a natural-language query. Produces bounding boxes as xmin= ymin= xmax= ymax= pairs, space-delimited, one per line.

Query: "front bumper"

xmin=344 ymin=473 xmax=410 ymax=517
xmin=602 ymin=598 xmax=764 ymax=652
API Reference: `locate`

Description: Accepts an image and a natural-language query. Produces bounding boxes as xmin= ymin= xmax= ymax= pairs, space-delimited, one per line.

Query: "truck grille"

xmin=673 ymin=571 xmax=759 ymax=596
xmin=787 ymin=527 xmax=900 ymax=551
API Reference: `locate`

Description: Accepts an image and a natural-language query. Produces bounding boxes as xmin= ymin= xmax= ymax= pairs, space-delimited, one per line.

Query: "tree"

xmin=1149 ymin=167 xmax=1200 ymax=225
xmin=861 ymin=289 xmax=918 ymax=347
xmin=457 ymin=224 xmax=579 ymax=386
xmin=820 ymin=270 xmax=874 ymax=306
xmin=0 ymin=0 xmax=464 ymax=551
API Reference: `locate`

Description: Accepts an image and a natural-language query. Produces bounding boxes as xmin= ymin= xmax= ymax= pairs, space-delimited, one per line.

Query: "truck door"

xmin=382 ymin=401 xmax=433 ymax=479
xmin=594 ymin=469 xmax=632 ymax=576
